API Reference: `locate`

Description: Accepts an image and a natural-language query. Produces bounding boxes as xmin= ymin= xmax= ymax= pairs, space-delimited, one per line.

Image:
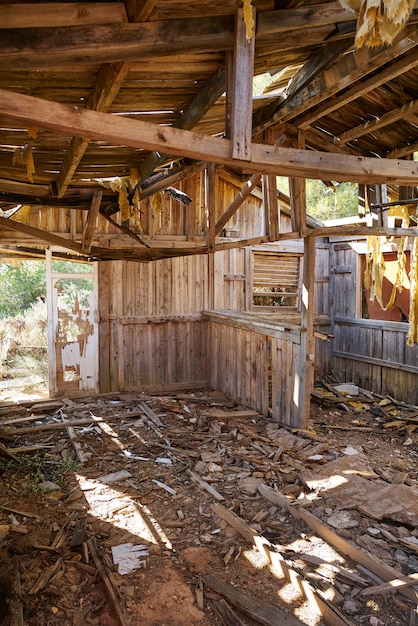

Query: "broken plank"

xmin=188 ymin=470 xmax=224 ymax=501
xmin=213 ymin=598 xmax=248 ymax=626
xmin=28 ymin=557 xmax=63 ymax=594
xmin=258 ymin=484 xmax=418 ymax=604
xmin=87 ymin=538 xmax=128 ymax=626
xmin=205 ymin=410 xmax=260 ymax=420
xmin=204 ymin=574 xmax=305 ymax=626
xmin=361 ymin=572 xmax=418 ymax=596
xmin=138 ymin=400 xmax=164 ymax=427
xmin=3 ymin=412 xmax=140 ymax=435
xmin=211 ymin=503 xmax=356 ymax=626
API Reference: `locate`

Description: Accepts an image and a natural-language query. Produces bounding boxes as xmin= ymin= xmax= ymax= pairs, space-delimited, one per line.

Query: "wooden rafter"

xmin=54 ymin=61 xmax=130 ymax=197
xmin=335 ymin=99 xmax=418 ymax=147
xmin=253 ymin=32 xmax=418 ymax=134
xmin=2 ymin=89 xmax=418 ymax=186
xmin=0 ymin=3 xmax=127 ymax=28
xmin=137 ymin=66 xmax=226 ymax=185
xmin=0 ymin=3 xmax=388 ymax=70
xmin=124 ymin=0 xmax=157 ymax=22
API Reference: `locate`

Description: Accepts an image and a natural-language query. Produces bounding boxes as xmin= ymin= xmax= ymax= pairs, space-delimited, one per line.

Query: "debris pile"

xmin=0 ymin=388 xmax=417 ymax=625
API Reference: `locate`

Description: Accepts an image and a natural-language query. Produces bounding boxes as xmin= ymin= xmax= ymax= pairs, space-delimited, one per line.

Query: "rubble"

xmin=0 ymin=386 xmax=417 ymax=625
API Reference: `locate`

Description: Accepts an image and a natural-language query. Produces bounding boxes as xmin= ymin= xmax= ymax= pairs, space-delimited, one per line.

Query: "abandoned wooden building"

xmin=0 ymin=1 xmax=418 ymax=423
xmin=1 ymin=3 xmax=418 ymax=626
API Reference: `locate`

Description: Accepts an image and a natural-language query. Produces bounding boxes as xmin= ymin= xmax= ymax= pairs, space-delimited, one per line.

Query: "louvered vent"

xmin=252 ymin=251 xmax=301 ymax=309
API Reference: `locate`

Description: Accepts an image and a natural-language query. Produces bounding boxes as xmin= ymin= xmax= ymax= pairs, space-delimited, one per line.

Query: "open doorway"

xmin=0 ymin=258 xmax=48 ymax=401
xmin=0 ymin=254 xmax=98 ymax=401
xmin=46 ymin=250 xmax=98 ymax=398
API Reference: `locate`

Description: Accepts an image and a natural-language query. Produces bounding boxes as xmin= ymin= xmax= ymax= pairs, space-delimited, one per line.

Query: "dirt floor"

xmin=0 ymin=382 xmax=417 ymax=626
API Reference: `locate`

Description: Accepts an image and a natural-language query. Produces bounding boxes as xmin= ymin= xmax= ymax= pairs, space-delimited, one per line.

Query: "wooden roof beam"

xmin=335 ymin=98 xmax=418 ymax=147
xmin=0 ymin=3 xmax=127 ymax=28
xmin=253 ymin=31 xmax=418 ymax=134
xmin=137 ymin=66 xmax=226 ymax=185
xmin=229 ymin=4 xmax=255 ymax=161
xmin=54 ymin=61 xmax=130 ymax=198
xmin=1 ymin=88 xmax=418 ymax=186
xmin=0 ymin=3 xmax=366 ymax=70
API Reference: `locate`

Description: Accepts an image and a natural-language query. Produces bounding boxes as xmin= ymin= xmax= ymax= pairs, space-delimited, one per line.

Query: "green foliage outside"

xmin=277 ymin=177 xmax=359 ymax=221
xmin=0 ymin=260 xmax=46 ymax=319
xmin=0 ymin=259 xmax=93 ymax=319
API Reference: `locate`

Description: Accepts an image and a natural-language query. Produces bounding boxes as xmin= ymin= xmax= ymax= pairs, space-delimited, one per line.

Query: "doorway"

xmin=46 ymin=250 xmax=98 ymax=397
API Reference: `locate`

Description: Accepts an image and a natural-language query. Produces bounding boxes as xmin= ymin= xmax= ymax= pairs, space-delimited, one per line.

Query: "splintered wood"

xmin=0 ymin=390 xmax=417 ymax=626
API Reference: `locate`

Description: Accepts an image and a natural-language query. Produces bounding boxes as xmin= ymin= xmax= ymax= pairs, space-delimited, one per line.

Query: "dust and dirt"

xmin=0 ymin=387 xmax=417 ymax=626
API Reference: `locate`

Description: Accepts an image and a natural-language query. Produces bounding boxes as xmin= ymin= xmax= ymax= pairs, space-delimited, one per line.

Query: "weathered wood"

xmin=2 ymin=89 xmax=418 ymax=185
xmin=253 ymin=36 xmax=418 ymax=133
xmin=82 ymin=190 xmax=102 ymax=253
xmin=203 ymin=574 xmax=305 ymax=626
xmin=206 ymin=162 xmax=216 ymax=248
xmin=188 ymin=470 xmax=225 ymax=501
xmin=258 ymin=484 xmax=418 ymax=604
xmin=55 ymin=62 xmax=130 ymax=198
xmin=336 ymin=99 xmax=418 ymax=147
xmin=213 ymin=599 xmax=247 ymax=626
xmin=215 ymin=174 xmax=261 ymax=235
xmin=0 ymin=3 xmax=127 ymax=28
xmin=87 ymin=538 xmax=128 ymax=626
xmin=230 ymin=5 xmax=255 ymax=161
xmin=361 ymin=572 xmax=418 ymax=596
xmin=28 ymin=558 xmax=63 ymax=594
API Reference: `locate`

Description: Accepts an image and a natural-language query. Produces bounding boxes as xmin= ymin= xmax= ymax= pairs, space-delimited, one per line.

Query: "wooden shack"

xmin=0 ymin=0 xmax=417 ymax=425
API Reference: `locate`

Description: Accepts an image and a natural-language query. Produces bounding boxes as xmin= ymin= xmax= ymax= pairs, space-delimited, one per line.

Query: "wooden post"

xmin=289 ymin=131 xmax=306 ymax=235
xmin=206 ymin=162 xmax=216 ymax=248
xmin=230 ymin=5 xmax=255 ymax=161
xmin=296 ymin=236 xmax=316 ymax=429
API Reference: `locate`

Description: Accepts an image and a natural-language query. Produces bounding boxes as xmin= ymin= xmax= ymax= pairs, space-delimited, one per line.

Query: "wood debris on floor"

xmin=0 ymin=388 xmax=417 ymax=625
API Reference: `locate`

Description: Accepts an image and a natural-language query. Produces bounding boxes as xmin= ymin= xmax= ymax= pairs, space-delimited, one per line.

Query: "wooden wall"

xmin=329 ymin=240 xmax=418 ymax=403
xmin=98 ymin=256 xmax=210 ymax=393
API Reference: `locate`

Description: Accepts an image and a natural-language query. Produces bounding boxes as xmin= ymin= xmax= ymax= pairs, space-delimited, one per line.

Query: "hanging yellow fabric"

xmin=407 ymin=237 xmax=418 ymax=346
xmin=364 ymin=235 xmax=385 ymax=307
xmin=339 ymin=0 xmax=415 ymax=48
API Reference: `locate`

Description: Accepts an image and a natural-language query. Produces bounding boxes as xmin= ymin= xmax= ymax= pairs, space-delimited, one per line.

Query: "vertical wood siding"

xmin=330 ymin=242 xmax=418 ymax=403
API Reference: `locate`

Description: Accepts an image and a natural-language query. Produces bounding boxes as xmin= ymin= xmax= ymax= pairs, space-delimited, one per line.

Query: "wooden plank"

xmin=3 ymin=89 xmax=418 ymax=185
xmin=297 ymin=237 xmax=316 ymax=429
xmin=215 ymin=174 xmax=261 ymax=235
xmin=230 ymin=5 xmax=255 ymax=161
xmin=361 ymin=572 xmax=418 ymax=596
xmin=203 ymin=575 xmax=305 ymax=626
xmin=264 ymin=174 xmax=280 ymax=242
xmin=258 ymin=484 xmax=418 ymax=604
xmin=81 ymin=190 xmax=102 ymax=253
xmin=87 ymin=539 xmax=128 ymax=626
xmin=0 ymin=3 xmax=127 ymax=28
